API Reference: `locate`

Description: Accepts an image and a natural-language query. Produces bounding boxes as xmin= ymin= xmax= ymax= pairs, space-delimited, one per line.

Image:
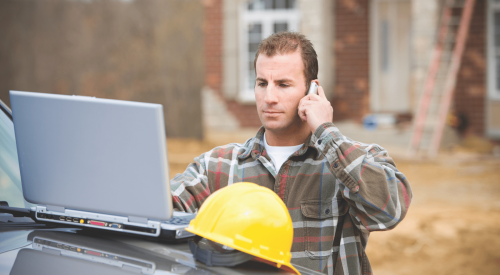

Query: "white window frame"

xmin=487 ymin=0 xmax=500 ymax=100
xmin=238 ymin=2 xmax=300 ymax=103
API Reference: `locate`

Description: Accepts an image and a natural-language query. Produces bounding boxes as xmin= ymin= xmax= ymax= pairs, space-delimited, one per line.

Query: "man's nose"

xmin=264 ymin=84 xmax=279 ymax=104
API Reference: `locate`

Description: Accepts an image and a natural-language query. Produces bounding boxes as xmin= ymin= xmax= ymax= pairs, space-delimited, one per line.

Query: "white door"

xmin=370 ymin=0 xmax=411 ymax=113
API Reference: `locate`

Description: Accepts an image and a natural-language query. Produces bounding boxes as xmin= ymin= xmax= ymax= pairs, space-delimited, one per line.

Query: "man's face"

xmin=254 ymin=50 xmax=307 ymax=134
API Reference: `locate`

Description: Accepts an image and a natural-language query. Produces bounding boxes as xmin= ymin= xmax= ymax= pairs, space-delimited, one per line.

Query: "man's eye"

xmin=257 ymin=82 xmax=267 ymax=87
xmin=279 ymin=84 xmax=289 ymax=88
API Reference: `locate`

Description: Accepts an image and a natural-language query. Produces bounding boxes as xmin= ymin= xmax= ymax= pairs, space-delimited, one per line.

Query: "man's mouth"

xmin=263 ymin=110 xmax=282 ymax=114
xmin=263 ymin=111 xmax=282 ymax=116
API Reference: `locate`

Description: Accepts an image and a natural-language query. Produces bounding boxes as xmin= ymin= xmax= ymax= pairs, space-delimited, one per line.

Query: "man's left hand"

xmin=298 ymin=85 xmax=334 ymax=134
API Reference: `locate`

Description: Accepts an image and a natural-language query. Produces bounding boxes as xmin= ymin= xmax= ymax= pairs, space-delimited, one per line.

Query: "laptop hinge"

xmin=128 ymin=216 xmax=148 ymax=224
xmin=46 ymin=205 xmax=65 ymax=213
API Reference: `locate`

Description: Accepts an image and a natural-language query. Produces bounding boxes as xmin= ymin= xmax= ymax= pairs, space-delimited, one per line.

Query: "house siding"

xmin=204 ymin=0 xmax=261 ymax=129
xmin=333 ymin=0 xmax=371 ymax=122
xmin=454 ymin=0 xmax=487 ymax=136
xmin=205 ymin=0 xmax=223 ymax=94
xmin=204 ymin=0 xmax=491 ymax=141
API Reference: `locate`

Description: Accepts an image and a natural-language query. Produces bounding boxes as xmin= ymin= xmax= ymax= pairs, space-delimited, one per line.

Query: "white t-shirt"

xmin=263 ymin=134 xmax=304 ymax=173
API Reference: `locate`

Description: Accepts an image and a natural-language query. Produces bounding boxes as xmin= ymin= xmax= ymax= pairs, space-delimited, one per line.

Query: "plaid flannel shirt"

xmin=171 ymin=122 xmax=412 ymax=274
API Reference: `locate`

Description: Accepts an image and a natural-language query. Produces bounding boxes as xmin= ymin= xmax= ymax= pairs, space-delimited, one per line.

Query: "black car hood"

xmin=0 ymin=228 xmax=323 ymax=275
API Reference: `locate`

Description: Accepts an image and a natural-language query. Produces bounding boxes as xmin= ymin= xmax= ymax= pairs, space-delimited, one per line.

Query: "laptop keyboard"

xmin=163 ymin=214 xmax=196 ymax=225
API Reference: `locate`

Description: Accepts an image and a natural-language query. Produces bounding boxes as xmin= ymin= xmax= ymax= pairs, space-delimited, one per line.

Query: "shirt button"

xmin=318 ymin=139 xmax=322 ymax=145
xmin=333 ymin=162 xmax=339 ymax=168
xmin=325 ymin=209 xmax=330 ymax=214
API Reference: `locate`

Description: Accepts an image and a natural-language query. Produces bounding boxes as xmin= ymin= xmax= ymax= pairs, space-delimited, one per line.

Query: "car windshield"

xmin=0 ymin=100 xmax=35 ymax=208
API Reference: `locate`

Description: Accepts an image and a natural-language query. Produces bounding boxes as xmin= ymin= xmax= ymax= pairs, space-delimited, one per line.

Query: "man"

xmin=171 ymin=32 xmax=412 ymax=274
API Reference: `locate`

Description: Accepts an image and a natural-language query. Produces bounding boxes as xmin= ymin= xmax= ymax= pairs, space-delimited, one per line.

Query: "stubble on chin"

xmin=262 ymin=116 xmax=303 ymax=134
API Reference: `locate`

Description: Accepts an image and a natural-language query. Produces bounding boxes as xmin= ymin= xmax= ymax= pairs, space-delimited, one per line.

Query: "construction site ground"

xmin=167 ymin=124 xmax=500 ymax=275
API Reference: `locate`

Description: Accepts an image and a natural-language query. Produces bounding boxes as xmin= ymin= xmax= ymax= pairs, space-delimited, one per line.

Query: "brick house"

xmin=202 ymin=0 xmax=500 ymax=142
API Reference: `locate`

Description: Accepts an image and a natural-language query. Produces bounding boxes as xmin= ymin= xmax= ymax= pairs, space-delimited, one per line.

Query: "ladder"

xmin=408 ymin=0 xmax=476 ymax=157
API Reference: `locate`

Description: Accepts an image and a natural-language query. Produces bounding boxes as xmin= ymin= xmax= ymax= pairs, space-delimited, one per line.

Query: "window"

xmin=381 ymin=20 xmax=390 ymax=72
xmin=239 ymin=0 xmax=300 ymax=102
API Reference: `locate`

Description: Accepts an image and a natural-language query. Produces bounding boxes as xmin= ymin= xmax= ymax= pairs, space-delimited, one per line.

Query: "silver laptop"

xmin=10 ymin=90 xmax=194 ymax=239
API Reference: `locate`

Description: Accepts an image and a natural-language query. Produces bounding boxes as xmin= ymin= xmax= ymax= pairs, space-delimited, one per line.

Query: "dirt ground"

xmin=166 ymin=137 xmax=500 ymax=275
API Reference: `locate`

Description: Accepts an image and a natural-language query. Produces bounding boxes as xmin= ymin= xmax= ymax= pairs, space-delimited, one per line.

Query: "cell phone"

xmin=307 ymin=82 xmax=318 ymax=95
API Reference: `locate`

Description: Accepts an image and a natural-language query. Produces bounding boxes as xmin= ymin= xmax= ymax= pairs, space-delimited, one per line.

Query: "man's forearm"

xmin=311 ymin=122 xmax=413 ymax=232
xmin=170 ymin=156 xmax=211 ymax=213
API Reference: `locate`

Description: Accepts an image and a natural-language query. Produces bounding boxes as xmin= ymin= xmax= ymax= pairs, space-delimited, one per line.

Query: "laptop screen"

xmin=10 ymin=91 xmax=172 ymax=221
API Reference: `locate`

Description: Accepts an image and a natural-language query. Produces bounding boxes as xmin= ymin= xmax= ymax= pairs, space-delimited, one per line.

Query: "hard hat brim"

xmin=186 ymin=226 xmax=301 ymax=274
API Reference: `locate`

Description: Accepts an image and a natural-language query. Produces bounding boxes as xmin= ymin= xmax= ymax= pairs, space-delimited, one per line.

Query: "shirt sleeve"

xmin=170 ymin=152 xmax=212 ymax=213
xmin=310 ymin=122 xmax=413 ymax=232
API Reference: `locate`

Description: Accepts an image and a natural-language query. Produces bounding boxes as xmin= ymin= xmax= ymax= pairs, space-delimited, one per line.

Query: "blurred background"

xmin=0 ymin=0 xmax=204 ymax=138
xmin=1 ymin=0 xmax=500 ymax=274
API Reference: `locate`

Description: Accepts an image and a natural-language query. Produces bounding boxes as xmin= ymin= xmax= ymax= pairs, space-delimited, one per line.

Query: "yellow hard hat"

xmin=186 ymin=182 xmax=299 ymax=274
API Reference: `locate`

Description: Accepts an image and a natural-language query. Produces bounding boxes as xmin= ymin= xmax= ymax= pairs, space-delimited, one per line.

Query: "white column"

xmin=299 ymin=0 xmax=334 ymax=97
xmin=411 ymin=0 xmax=440 ymax=112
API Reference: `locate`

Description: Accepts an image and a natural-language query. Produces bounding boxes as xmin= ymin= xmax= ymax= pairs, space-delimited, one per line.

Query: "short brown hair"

xmin=254 ymin=32 xmax=318 ymax=92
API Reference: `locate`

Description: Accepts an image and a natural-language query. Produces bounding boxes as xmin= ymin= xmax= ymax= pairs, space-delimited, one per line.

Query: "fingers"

xmin=299 ymin=100 xmax=316 ymax=107
xmin=299 ymin=85 xmax=331 ymax=123
xmin=298 ymin=99 xmax=314 ymax=121
xmin=306 ymin=86 xmax=327 ymax=101
xmin=299 ymin=97 xmax=305 ymax=106
xmin=318 ymin=86 xmax=328 ymax=100
xmin=298 ymin=104 xmax=307 ymax=121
